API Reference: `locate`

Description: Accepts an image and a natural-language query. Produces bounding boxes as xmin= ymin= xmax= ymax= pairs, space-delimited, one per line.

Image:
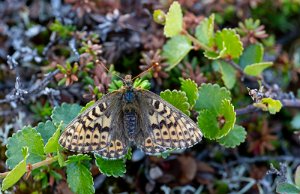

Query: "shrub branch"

xmin=235 ymin=99 xmax=300 ymax=116
xmin=0 ymin=57 xmax=60 ymax=105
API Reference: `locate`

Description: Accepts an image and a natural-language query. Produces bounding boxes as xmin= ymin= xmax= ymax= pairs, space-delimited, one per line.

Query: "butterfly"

xmin=59 ymin=74 xmax=202 ymax=159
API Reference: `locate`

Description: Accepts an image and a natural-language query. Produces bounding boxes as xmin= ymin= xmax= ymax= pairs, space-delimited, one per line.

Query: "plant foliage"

xmin=0 ymin=1 xmax=299 ymax=193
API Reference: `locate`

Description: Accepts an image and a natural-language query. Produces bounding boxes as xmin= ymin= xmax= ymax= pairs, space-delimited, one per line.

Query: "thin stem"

xmin=235 ymin=105 xmax=259 ymax=116
xmin=224 ymin=59 xmax=272 ymax=90
xmin=181 ymin=29 xmax=213 ymax=52
xmin=282 ymin=99 xmax=300 ymax=108
xmin=0 ymin=69 xmax=60 ymax=104
xmin=235 ymin=99 xmax=300 ymax=116
xmin=225 ymin=59 xmax=244 ymax=73
xmin=225 ymin=60 xmax=259 ymax=81
xmin=0 ymin=156 xmax=58 ymax=179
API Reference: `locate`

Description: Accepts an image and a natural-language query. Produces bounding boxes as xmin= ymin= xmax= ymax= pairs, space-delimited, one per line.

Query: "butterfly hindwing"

xmin=136 ymin=90 xmax=202 ymax=154
xmin=59 ymin=92 xmax=128 ymax=159
xmin=94 ymin=117 xmax=129 ymax=159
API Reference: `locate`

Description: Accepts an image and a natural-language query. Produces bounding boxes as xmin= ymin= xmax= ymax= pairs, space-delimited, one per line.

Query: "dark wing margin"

xmin=59 ymin=91 xmax=128 ymax=159
xmin=135 ymin=89 xmax=202 ymax=155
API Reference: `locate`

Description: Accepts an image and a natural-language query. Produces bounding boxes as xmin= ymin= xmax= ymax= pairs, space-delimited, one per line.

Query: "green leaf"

xmin=204 ymin=50 xmax=223 ymax=60
xmin=80 ymin=101 xmax=95 ymax=113
xmin=295 ymin=166 xmax=300 ymax=187
xmin=276 ymin=183 xmax=300 ymax=194
xmin=197 ymin=109 xmax=219 ymax=139
xmin=51 ymin=103 xmax=82 ymax=129
xmin=198 ymin=99 xmax=235 ymax=140
xmin=163 ymin=35 xmax=192 ymax=71
xmin=58 ymin=77 xmax=66 ymax=86
xmin=66 ymin=154 xmax=91 ymax=164
xmin=57 ymin=148 xmax=65 ymax=167
xmin=108 ymin=79 xmax=123 ymax=92
xmin=160 ymin=150 xmax=173 ymax=159
xmin=133 ymin=78 xmax=151 ymax=90
xmin=21 ymin=147 xmax=28 ymax=158
xmin=6 ymin=127 xmax=45 ymax=169
xmin=215 ymin=29 xmax=243 ymax=59
xmin=2 ymin=147 xmax=29 ymax=191
xmin=217 ymin=125 xmax=246 ymax=148
xmin=239 ymin=43 xmax=264 ymax=69
xmin=160 ymin=89 xmax=190 ymax=116
xmin=214 ymin=60 xmax=236 ymax=89
xmin=95 ymin=155 xmax=126 ymax=177
xmin=66 ymin=154 xmax=94 ymax=194
xmin=49 ymin=170 xmax=62 ymax=180
xmin=219 ymin=100 xmax=236 ymax=134
xmin=195 ymin=14 xmax=215 ymax=47
xmin=49 ymin=20 xmax=75 ymax=39
xmin=254 ymin=98 xmax=282 ymax=114
xmin=153 ymin=9 xmax=166 ymax=25
xmin=124 ymin=148 xmax=132 ymax=160
xmin=44 ymin=123 xmax=61 ymax=154
xmin=291 ymin=113 xmax=300 ymax=130
xmin=244 ymin=62 xmax=273 ymax=76
xmin=195 ymin=83 xmax=231 ymax=112
xmin=164 ymin=1 xmax=183 ymax=37
xmin=180 ymin=78 xmax=199 ymax=108
xmin=36 ymin=121 xmax=56 ymax=144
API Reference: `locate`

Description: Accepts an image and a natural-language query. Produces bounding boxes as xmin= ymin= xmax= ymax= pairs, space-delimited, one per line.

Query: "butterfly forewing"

xmin=59 ymin=92 xmax=128 ymax=159
xmin=136 ymin=90 xmax=202 ymax=155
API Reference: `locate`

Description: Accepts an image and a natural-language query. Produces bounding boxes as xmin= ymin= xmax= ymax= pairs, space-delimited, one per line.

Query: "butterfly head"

xmin=123 ymin=75 xmax=133 ymax=89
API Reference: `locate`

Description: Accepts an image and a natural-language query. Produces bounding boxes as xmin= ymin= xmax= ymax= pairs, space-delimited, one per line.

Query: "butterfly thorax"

xmin=122 ymin=75 xmax=134 ymax=102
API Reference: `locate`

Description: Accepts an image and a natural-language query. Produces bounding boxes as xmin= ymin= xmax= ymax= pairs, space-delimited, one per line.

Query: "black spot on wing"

xmin=154 ymin=101 xmax=160 ymax=109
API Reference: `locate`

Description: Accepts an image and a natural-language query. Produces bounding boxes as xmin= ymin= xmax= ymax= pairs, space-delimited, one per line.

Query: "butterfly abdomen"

xmin=124 ymin=110 xmax=137 ymax=140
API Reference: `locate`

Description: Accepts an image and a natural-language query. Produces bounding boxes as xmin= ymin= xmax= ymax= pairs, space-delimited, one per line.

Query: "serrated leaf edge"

xmin=220 ymin=99 xmax=236 ymax=138
xmin=66 ymin=159 xmax=94 ymax=194
xmin=66 ymin=154 xmax=92 ymax=164
xmin=217 ymin=125 xmax=247 ymax=148
xmin=5 ymin=127 xmax=45 ymax=169
xmin=199 ymin=83 xmax=232 ymax=101
xmin=217 ymin=28 xmax=244 ymax=59
xmin=164 ymin=1 xmax=182 ymax=38
xmin=180 ymin=78 xmax=199 ymax=108
xmin=160 ymin=89 xmax=190 ymax=115
xmin=94 ymin=154 xmax=126 ymax=177
xmin=51 ymin=103 xmax=82 ymax=126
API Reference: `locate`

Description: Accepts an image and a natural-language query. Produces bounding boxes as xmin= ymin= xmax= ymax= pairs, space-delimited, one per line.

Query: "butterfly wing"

xmin=93 ymin=115 xmax=129 ymax=159
xmin=59 ymin=92 xmax=128 ymax=159
xmin=135 ymin=89 xmax=202 ymax=155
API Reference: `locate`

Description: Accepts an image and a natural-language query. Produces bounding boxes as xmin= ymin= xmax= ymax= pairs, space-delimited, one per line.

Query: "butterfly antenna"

xmin=132 ymin=62 xmax=159 ymax=81
xmin=96 ymin=60 xmax=124 ymax=81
